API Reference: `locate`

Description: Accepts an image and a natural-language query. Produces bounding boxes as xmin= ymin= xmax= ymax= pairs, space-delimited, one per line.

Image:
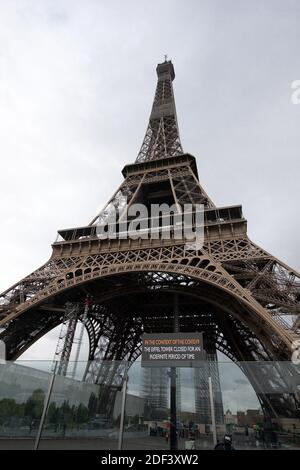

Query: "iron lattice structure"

xmin=0 ymin=60 xmax=299 ymax=417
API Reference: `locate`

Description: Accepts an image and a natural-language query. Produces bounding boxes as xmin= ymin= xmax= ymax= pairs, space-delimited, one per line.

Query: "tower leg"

xmin=52 ymin=302 xmax=80 ymax=376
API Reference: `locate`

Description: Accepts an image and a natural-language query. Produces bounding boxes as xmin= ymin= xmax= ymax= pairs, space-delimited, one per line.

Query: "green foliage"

xmin=76 ymin=403 xmax=89 ymax=423
xmin=0 ymin=398 xmax=24 ymax=419
xmin=88 ymin=392 xmax=98 ymax=417
xmin=47 ymin=402 xmax=60 ymax=424
xmin=46 ymin=400 xmax=90 ymax=426
xmin=24 ymin=388 xmax=45 ymax=420
xmin=0 ymin=390 xmax=92 ymax=428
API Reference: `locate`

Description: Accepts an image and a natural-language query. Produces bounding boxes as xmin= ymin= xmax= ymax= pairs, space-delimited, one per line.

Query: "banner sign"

xmin=141 ymin=332 xmax=204 ymax=367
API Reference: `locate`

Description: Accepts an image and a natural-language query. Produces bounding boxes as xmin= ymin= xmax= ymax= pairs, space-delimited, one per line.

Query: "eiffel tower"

xmin=0 ymin=59 xmax=299 ymax=418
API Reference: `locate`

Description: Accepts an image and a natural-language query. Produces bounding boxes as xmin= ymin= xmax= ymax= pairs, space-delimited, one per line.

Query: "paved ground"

xmin=0 ymin=436 xmax=297 ymax=450
xmin=0 ymin=436 xmax=204 ymax=450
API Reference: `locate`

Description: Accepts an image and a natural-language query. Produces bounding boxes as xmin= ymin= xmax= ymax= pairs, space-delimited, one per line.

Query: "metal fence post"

xmin=34 ymin=362 xmax=57 ymax=450
xmin=118 ymin=364 xmax=129 ymax=450
xmin=208 ymin=376 xmax=217 ymax=447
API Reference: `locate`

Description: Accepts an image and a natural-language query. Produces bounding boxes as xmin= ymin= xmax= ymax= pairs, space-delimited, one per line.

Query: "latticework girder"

xmin=136 ymin=60 xmax=183 ymax=162
xmin=0 ymin=59 xmax=299 ymax=419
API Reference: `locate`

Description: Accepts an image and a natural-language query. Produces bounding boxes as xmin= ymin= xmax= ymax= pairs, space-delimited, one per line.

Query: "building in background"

xmin=142 ymin=367 xmax=181 ymax=420
xmin=194 ymin=346 xmax=224 ymax=425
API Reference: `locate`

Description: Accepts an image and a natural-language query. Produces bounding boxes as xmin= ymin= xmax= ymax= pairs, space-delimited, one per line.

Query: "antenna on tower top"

xmin=164 ymin=54 xmax=168 ymax=62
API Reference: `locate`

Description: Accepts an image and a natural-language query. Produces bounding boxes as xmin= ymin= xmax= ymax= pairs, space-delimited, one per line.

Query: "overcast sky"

xmin=0 ymin=1 xmax=299 ymax=410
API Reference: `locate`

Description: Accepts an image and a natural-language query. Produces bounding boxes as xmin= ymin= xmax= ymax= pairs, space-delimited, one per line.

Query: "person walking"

xmin=214 ymin=434 xmax=235 ymax=450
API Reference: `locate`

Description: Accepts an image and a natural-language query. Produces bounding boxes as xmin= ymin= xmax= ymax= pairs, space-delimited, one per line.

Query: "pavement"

xmin=0 ymin=435 xmax=297 ymax=450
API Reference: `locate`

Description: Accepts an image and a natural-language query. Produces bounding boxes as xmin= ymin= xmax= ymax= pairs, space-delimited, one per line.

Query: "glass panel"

xmin=38 ymin=361 xmax=121 ymax=450
xmin=217 ymin=361 xmax=300 ymax=450
xmin=0 ymin=361 xmax=53 ymax=449
xmin=123 ymin=361 xmax=170 ymax=450
xmin=0 ymin=360 xmax=299 ymax=450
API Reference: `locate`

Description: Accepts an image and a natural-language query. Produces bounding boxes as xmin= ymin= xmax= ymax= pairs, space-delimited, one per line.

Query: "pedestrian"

xmin=214 ymin=434 xmax=235 ymax=450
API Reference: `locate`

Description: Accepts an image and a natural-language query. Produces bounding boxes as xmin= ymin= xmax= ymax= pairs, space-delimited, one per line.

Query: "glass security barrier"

xmin=0 ymin=361 xmax=53 ymax=449
xmin=0 ymin=360 xmax=299 ymax=450
xmin=123 ymin=361 xmax=170 ymax=450
xmin=39 ymin=361 xmax=124 ymax=450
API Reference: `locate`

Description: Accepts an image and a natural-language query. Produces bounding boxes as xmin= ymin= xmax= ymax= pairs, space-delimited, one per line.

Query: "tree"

xmin=88 ymin=392 xmax=98 ymax=418
xmin=24 ymin=389 xmax=45 ymax=420
xmin=59 ymin=400 xmax=73 ymax=424
xmin=0 ymin=398 xmax=24 ymax=420
xmin=76 ymin=403 xmax=89 ymax=424
xmin=47 ymin=402 xmax=59 ymax=425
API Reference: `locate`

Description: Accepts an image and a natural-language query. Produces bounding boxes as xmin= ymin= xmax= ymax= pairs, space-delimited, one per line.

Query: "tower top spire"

xmin=135 ymin=60 xmax=182 ymax=162
xmin=156 ymin=59 xmax=175 ymax=81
